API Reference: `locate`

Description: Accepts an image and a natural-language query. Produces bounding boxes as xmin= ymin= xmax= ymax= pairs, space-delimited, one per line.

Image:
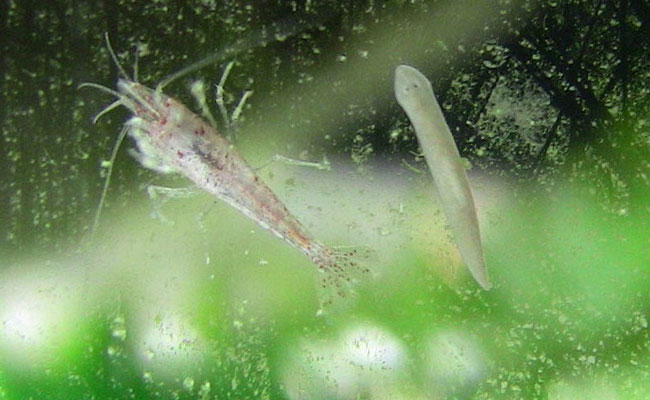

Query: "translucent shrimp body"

xmin=118 ymin=79 xmax=328 ymax=262
xmin=83 ymin=58 xmax=367 ymax=302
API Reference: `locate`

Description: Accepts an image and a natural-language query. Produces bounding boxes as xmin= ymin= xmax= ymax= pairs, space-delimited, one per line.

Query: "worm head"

xmin=394 ymin=65 xmax=432 ymax=112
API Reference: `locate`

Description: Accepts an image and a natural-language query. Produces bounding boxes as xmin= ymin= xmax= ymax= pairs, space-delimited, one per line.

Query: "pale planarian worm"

xmin=394 ymin=65 xmax=492 ymax=290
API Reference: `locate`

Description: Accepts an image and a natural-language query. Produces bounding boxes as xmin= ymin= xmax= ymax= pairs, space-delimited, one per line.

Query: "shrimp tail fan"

xmin=310 ymin=244 xmax=375 ymax=314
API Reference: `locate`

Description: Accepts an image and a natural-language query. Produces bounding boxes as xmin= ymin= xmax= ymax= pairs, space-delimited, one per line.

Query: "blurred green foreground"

xmin=1 ymin=157 xmax=649 ymax=400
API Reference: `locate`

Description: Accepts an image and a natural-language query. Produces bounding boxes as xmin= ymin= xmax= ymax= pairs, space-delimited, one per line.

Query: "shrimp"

xmin=394 ymin=65 xmax=492 ymax=290
xmin=81 ymin=36 xmax=369 ymax=302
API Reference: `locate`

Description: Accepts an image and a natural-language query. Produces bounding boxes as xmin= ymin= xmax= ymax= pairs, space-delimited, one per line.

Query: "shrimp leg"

xmin=146 ymin=185 xmax=199 ymax=223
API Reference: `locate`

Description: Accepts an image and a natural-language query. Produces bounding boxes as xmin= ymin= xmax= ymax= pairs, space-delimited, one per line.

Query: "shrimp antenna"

xmin=78 ymin=82 xmax=122 ymax=98
xmin=104 ymin=32 xmax=131 ymax=80
xmin=158 ymin=9 xmax=338 ymax=89
xmin=77 ymin=82 xmax=137 ymax=122
xmin=90 ymin=124 xmax=129 ymax=237
xmin=83 ymin=35 xmax=142 ymax=238
xmin=133 ymin=41 xmax=140 ymax=82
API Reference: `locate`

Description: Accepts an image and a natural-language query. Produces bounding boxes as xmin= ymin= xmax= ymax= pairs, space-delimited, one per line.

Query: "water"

xmin=1 ymin=1 xmax=649 ymax=398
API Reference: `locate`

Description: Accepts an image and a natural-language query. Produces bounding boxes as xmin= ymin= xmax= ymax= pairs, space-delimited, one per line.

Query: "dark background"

xmin=2 ymin=0 xmax=649 ymax=255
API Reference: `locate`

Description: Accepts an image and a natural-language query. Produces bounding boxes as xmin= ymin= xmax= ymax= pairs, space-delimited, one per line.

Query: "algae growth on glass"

xmin=1 ymin=1 xmax=649 ymax=399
